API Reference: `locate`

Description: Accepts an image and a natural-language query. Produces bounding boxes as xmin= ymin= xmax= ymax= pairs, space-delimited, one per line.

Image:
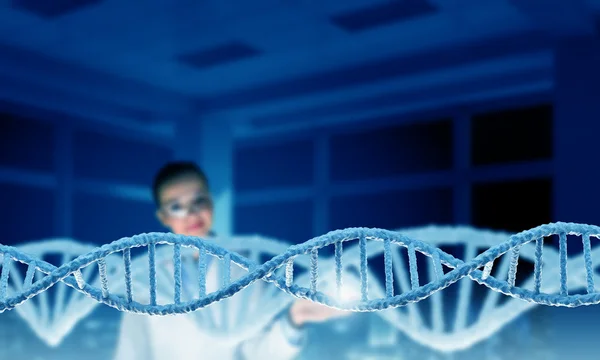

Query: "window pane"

xmin=471 ymin=104 xmax=552 ymax=166
xmin=471 ymin=178 xmax=552 ymax=233
xmin=0 ymin=113 xmax=55 ymax=172
xmin=330 ymin=187 xmax=454 ymax=231
xmin=73 ymin=130 xmax=173 ymax=186
xmin=0 ymin=183 xmax=55 ymax=245
xmin=330 ymin=119 xmax=453 ymax=181
xmin=235 ymin=139 xmax=314 ymax=191
xmin=235 ymin=200 xmax=313 ymax=244
xmin=73 ymin=193 xmax=162 ymax=244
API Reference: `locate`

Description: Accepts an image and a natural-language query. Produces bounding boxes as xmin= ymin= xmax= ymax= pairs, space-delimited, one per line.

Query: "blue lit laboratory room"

xmin=1 ymin=1 xmax=600 ymax=359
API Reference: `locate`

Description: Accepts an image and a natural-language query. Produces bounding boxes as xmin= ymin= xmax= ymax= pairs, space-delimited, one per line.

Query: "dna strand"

xmin=0 ymin=239 xmax=104 ymax=347
xmin=361 ymin=225 xmax=575 ymax=352
xmin=1 ymin=222 xmax=599 ymax=352
xmin=0 ymin=234 xmax=343 ymax=348
xmin=124 ymin=234 xmax=338 ymax=344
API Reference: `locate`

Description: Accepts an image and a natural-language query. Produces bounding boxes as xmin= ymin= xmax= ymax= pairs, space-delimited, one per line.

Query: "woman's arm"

xmin=237 ymin=308 xmax=307 ymax=360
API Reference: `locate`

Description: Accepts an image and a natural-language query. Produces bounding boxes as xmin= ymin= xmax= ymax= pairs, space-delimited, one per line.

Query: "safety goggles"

xmin=160 ymin=192 xmax=213 ymax=219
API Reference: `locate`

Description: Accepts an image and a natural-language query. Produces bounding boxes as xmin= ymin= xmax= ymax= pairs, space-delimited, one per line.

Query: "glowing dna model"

xmin=363 ymin=224 xmax=591 ymax=352
xmin=1 ymin=222 xmax=599 ymax=352
xmin=0 ymin=239 xmax=103 ymax=347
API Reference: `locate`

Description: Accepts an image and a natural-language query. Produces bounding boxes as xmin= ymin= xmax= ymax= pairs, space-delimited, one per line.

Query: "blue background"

xmin=0 ymin=0 xmax=599 ymax=359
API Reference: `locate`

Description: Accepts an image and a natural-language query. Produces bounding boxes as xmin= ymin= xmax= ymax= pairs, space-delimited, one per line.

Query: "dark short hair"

xmin=152 ymin=161 xmax=209 ymax=207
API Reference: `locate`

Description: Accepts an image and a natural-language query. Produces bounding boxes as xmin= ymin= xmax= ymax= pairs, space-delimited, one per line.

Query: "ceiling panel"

xmin=12 ymin=0 xmax=102 ymax=19
xmin=178 ymin=41 xmax=262 ymax=70
xmin=330 ymin=0 xmax=438 ymax=32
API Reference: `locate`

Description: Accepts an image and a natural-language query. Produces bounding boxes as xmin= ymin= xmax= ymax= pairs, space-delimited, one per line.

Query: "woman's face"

xmin=156 ymin=174 xmax=213 ymax=237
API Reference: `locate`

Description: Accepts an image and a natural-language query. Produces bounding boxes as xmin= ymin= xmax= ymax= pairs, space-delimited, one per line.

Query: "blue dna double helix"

xmin=1 ymin=221 xmax=600 ymax=318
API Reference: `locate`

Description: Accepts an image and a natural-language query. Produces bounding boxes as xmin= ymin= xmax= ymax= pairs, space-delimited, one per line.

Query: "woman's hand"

xmin=288 ymin=298 xmax=351 ymax=327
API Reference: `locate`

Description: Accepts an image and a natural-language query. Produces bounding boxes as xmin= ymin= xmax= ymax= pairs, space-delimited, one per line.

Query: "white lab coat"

xmin=112 ymin=249 xmax=304 ymax=360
